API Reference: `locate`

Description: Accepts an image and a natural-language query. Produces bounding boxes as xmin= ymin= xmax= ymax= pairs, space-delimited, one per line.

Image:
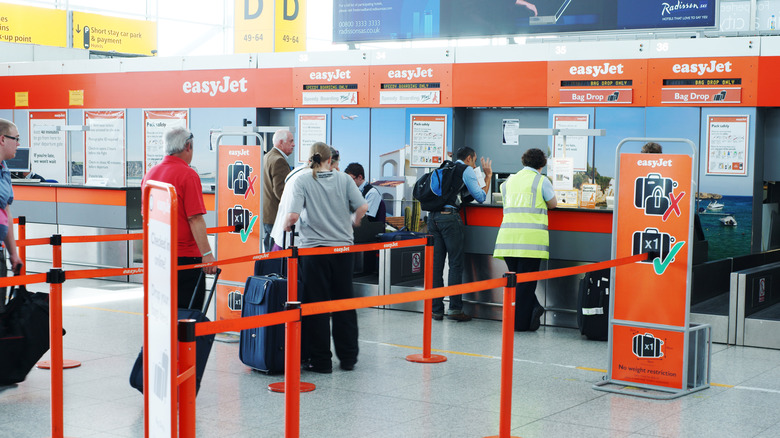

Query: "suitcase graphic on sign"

xmin=632 ymin=333 xmax=664 ymax=358
xmin=634 ymin=173 xmax=675 ymax=216
xmin=227 ymin=205 xmax=252 ymax=232
xmin=632 ymin=228 xmax=673 ymax=263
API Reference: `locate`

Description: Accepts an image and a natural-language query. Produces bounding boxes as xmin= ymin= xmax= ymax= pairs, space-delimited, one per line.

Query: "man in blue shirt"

xmin=429 ymin=147 xmax=492 ymax=321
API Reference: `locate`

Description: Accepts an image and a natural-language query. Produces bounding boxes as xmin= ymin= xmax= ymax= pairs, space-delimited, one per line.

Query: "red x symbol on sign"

xmin=244 ymin=175 xmax=257 ymax=200
xmin=663 ymin=191 xmax=685 ymax=222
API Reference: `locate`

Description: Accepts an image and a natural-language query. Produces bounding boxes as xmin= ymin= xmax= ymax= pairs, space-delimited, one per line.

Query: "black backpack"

xmin=413 ymin=160 xmax=464 ymax=212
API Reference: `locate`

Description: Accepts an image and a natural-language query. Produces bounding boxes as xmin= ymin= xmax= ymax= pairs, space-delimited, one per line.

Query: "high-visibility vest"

xmin=493 ymin=168 xmax=549 ymax=260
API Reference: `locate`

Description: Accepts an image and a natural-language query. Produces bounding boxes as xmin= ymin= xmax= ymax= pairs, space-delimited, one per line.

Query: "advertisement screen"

xmin=334 ymin=0 xmax=716 ymax=43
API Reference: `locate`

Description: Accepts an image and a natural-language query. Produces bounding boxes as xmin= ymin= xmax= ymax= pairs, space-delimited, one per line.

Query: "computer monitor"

xmin=4 ymin=147 xmax=30 ymax=172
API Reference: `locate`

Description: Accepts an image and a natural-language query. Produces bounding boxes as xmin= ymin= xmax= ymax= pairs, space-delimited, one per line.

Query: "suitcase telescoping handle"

xmin=189 ymin=268 xmax=222 ymax=313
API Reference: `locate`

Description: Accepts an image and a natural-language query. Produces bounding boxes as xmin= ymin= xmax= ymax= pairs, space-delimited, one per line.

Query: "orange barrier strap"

xmin=302 ymin=253 xmax=646 ymax=317
xmin=195 ymin=309 xmax=299 ymax=336
xmin=514 ymin=253 xmax=646 ymax=284
xmin=65 ymin=267 xmax=144 ymax=280
xmin=16 ymin=237 xmax=52 ymax=247
xmin=191 ymin=252 xmax=644 ymax=336
xmin=303 ymin=278 xmax=507 ymax=316
xmin=0 ymin=273 xmax=47 ymax=288
xmin=206 ymin=225 xmax=236 ymax=234
xmin=297 ymin=238 xmax=428 ymax=257
xmin=179 ymin=249 xmax=293 ymax=271
xmin=61 ymin=233 xmax=143 ymax=244
xmin=176 ymin=365 xmax=196 ymax=386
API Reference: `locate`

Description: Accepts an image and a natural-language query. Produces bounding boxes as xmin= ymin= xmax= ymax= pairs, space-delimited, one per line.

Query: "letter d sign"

xmin=284 ymin=0 xmax=299 ymax=20
xmin=245 ymin=0 xmax=262 ymax=19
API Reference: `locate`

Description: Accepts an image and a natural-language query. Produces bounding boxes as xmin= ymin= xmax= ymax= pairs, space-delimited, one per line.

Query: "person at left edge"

xmin=142 ymin=127 xmax=217 ymax=310
xmin=0 ymin=119 xmax=25 ymax=310
xmin=262 ymin=129 xmax=295 ymax=252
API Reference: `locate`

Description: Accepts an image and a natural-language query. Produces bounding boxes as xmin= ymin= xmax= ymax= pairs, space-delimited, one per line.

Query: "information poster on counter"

xmin=410 ymin=114 xmax=446 ymax=167
xmin=550 ymin=157 xmax=574 ymax=190
xmin=297 ymin=114 xmax=327 ymax=164
xmin=28 ymin=111 xmax=67 ymax=183
xmin=706 ymin=115 xmax=748 ymax=176
xmin=143 ymin=109 xmax=188 ymax=173
xmin=502 ymin=119 xmax=520 ymax=145
xmin=553 ymin=114 xmax=589 ymax=172
xmin=84 ymin=110 xmax=126 ymax=186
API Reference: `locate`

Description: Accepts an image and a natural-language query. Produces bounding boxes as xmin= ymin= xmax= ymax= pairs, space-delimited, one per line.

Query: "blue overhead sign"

xmin=333 ymin=0 xmax=717 ymax=43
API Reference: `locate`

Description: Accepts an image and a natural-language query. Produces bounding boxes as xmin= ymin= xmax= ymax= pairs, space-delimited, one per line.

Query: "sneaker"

xmin=447 ymin=312 xmax=472 ymax=322
xmin=432 ymin=313 xmax=444 ymax=321
xmin=529 ymin=305 xmax=544 ymax=332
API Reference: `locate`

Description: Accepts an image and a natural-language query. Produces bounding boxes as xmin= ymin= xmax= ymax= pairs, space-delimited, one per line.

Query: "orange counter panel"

xmin=464 ymin=205 xmax=612 ymax=234
xmin=57 ymin=188 xmax=126 ymax=206
xmin=13 ymin=185 xmax=57 ymax=203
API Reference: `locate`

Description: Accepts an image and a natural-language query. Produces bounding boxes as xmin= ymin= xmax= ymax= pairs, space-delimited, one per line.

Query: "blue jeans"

xmin=262 ymin=223 xmax=274 ymax=252
xmin=428 ymin=211 xmax=465 ymax=314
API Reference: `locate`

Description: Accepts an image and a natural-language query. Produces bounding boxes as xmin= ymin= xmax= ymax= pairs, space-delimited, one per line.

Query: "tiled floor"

xmin=2 ymin=277 xmax=780 ymax=437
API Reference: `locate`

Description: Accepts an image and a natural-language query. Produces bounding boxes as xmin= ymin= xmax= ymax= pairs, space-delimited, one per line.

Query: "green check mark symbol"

xmin=652 ymin=241 xmax=685 ymax=275
xmin=240 ymin=215 xmax=258 ymax=243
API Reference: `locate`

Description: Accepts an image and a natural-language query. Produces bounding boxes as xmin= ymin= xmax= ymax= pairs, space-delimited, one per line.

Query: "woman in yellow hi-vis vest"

xmin=494 ymin=148 xmax=557 ymax=331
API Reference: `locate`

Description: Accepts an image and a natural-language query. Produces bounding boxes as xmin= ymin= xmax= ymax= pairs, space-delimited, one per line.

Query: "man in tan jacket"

xmin=262 ymin=129 xmax=294 ymax=251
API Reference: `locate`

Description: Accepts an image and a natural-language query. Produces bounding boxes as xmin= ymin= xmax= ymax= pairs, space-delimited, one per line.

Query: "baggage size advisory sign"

xmin=612 ymin=152 xmax=693 ymax=390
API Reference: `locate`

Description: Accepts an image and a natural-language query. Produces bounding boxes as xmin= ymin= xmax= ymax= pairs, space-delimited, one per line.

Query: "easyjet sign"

xmin=671 ymin=60 xmax=732 ymax=75
xmin=182 ymin=76 xmax=249 ymax=96
xmin=387 ymin=67 xmax=435 ymax=80
xmin=309 ymin=69 xmax=352 ymax=81
xmin=569 ymin=62 xmax=625 ymax=77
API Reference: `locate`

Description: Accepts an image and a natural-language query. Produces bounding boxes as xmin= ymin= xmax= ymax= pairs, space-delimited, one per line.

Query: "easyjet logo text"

xmin=309 ymin=69 xmax=352 ymax=82
xmin=569 ymin=63 xmax=624 ymax=77
xmin=388 ymin=67 xmax=434 ymax=80
xmin=637 ymin=158 xmax=673 ymax=168
xmin=672 ymin=61 xmax=732 ymax=76
xmin=182 ymin=76 xmax=248 ymax=96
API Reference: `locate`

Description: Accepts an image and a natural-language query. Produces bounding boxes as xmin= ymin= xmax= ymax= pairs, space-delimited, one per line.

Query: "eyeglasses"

xmin=187 ymin=133 xmax=194 ymax=141
xmin=3 ymin=134 xmax=20 ymax=142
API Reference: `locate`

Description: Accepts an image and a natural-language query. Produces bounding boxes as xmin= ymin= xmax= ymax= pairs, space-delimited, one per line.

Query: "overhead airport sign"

xmin=234 ymin=0 xmax=307 ymax=53
xmin=0 ymin=2 xmax=67 ymax=47
xmin=72 ymin=11 xmax=157 ymax=55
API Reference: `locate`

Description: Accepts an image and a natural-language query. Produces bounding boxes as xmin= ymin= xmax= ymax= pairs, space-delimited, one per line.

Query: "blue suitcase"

xmin=239 ymin=274 xmax=301 ymax=373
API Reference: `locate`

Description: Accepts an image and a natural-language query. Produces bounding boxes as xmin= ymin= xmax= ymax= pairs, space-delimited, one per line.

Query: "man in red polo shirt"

xmin=142 ymin=127 xmax=217 ymax=309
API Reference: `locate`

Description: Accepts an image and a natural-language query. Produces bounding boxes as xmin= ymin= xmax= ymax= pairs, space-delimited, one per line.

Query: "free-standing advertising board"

xmin=609 ymin=144 xmax=696 ymax=392
xmin=143 ymin=182 xmax=177 ymax=436
xmin=216 ymin=143 xmax=262 ymax=320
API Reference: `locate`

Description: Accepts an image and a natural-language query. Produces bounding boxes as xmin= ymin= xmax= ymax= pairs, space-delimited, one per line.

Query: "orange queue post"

xmin=406 ymin=235 xmax=447 ymax=364
xmin=486 ymin=272 xmax=519 ymax=438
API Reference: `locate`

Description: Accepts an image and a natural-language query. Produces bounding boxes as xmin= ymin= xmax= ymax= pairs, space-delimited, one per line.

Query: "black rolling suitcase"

xmin=239 ymin=272 xmax=302 ymax=374
xmin=129 ymin=268 xmax=220 ymax=394
xmin=0 ymin=284 xmax=56 ymax=385
xmin=577 ymin=268 xmax=610 ymax=341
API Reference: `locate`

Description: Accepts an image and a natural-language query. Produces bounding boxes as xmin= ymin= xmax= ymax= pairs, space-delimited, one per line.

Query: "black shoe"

xmin=432 ymin=313 xmax=444 ymax=321
xmin=447 ymin=312 xmax=472 ymax=322
xmin=301 ymin=361 xmax=332 ymax=374
xmin=340 ymin=362 xmax=356 ymax=371
xmin=529 ymin=305 xmax=544 ymax=332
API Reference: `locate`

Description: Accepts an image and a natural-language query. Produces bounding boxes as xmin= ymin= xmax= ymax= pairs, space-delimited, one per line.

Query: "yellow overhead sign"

xmin=234 ymin=0 xmax=274 ymax=53
xmin=0 ymin=2 xmax=67 ymax=47
xmin=274 ymin=0 xmax=306 ymax=52
xmin=72 ymin=11 xmax=157 ymax=55
xmin=234 ymin=0 xmax=306 ymax=53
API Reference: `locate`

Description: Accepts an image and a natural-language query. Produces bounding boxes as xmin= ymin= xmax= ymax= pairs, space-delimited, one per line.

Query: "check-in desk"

xmin=355 ymin=204 xmax=614 ymax=327
xmin=732 ymin=256 xmax=780 ymax=349
xmin=12 ymin=184 xmax=143 ymax=281
xmin=460 ymin=204 xmax=613 ymax=328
